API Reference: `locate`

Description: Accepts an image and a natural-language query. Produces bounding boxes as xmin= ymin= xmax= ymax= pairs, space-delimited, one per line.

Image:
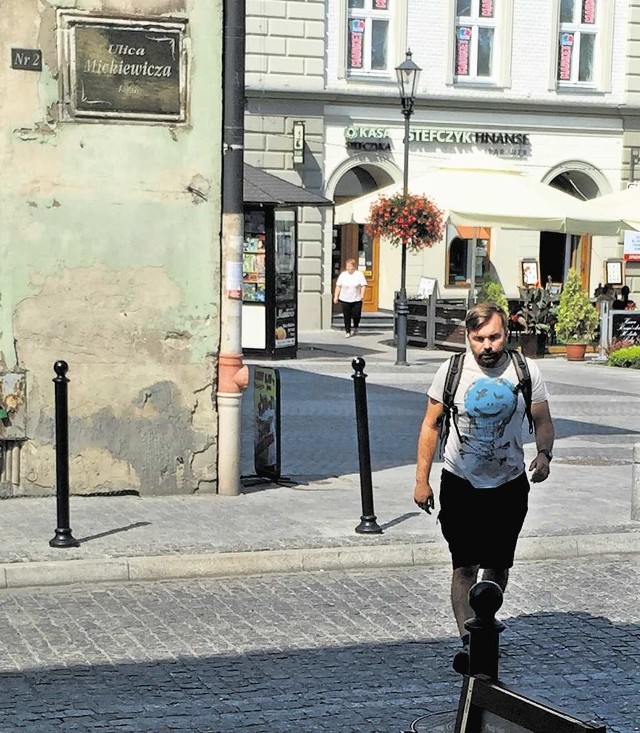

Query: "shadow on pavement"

xmin=0 ymin=612 xmax=634 ymax=732
xmin=241 ymin=368 xmax=640 ymax=482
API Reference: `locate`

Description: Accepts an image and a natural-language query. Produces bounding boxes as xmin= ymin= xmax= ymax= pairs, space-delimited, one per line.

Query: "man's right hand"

xmin=414 ymin=482 xmax=435 ymax=514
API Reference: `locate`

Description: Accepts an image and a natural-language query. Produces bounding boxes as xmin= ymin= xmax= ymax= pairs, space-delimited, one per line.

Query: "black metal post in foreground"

xmin=49 ymin=361 xmax=79 ymax=548
xmin=465 ymin=580 xmax=506 ymax=681
xmin=351 ymin=358 xmax=382 ymax=534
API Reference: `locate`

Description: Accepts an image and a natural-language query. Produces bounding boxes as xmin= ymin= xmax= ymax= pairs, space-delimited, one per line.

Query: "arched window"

xmin=448 ymin=237 xmax=469 ymax=285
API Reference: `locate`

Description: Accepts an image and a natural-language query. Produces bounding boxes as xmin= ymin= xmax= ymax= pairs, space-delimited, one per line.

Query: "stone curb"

xmin=0 ymin=531 xmax=638 ymax=589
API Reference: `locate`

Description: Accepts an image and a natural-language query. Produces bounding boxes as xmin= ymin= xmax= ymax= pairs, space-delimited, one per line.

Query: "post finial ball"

xmin=53 ymin=360 xmax=69 ymax=378
xmin=468 ymin=580 xmax=504 ymax=619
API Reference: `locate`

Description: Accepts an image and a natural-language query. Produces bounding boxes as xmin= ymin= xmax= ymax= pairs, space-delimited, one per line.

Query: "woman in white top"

xmin=333 ymin=258 xmax=367 ymax=337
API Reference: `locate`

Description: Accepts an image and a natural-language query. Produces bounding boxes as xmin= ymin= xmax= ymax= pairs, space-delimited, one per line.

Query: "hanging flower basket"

xmin=365 ymin=193 xmax=445 ymax=253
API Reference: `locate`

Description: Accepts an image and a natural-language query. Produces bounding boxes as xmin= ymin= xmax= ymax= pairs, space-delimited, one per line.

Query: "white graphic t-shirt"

xmin=336 ymin=270 xmax=367 ymax=302
xmin=428 ymin=353 xmax=549 ymax=488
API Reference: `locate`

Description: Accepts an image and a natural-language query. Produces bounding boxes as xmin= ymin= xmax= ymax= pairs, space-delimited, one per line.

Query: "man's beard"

xmin=475 ymin=349 xmax=504 ymax=367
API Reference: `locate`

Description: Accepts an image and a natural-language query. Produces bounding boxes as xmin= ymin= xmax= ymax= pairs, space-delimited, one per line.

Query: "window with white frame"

xmin=454 ymin=0 xmax=499 ymax=82
xmin=346 ymin=0 xmax=392 ymax=75
xmin=556 ymin=0 xmax=598 ymax=84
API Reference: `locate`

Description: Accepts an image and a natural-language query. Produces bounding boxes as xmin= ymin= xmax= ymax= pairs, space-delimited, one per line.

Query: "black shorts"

xmin=438 ymin=469 xmax=530 ymax=570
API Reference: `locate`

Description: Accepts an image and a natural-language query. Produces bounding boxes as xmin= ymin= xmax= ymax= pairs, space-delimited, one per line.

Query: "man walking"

xmin=413 ymin=302 xmax=554 ymax=673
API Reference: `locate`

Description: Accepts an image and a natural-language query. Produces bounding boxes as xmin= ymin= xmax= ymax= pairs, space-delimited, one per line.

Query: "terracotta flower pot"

xmin=565 ymin=343 xmax=587 ymax=361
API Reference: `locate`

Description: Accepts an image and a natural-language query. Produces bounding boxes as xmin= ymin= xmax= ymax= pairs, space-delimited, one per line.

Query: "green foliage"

xmin=515 ymin=287 xmax=555 ymax=335
xmin=608 ymin=345 xmax=640 ymax=369
xmin=477 ymin=275 xmax=508 ymax=314
xmin=554 ymin=268 xmax=600 ymax=343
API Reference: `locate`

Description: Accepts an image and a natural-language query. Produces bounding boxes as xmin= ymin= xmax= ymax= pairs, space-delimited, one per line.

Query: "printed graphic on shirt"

xmin=461 ymin=376 xmax=517 ymax=465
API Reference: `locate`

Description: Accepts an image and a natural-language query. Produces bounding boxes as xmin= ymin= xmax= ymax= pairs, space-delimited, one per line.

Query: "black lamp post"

xmin=395 ymin=50 xmax=421 ymax=366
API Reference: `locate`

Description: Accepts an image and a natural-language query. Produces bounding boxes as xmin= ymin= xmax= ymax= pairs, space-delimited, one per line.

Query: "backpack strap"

xmin=508 ymin=349 xmax=534 ymax=435
xmin=438 ymin=351 xmax=465 ymax=454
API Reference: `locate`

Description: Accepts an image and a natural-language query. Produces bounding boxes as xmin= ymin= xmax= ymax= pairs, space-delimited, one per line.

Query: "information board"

xmin=253 ymin=367 xmax=281 ymax=481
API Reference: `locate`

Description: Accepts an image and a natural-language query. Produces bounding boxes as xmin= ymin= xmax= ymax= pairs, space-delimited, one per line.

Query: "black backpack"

xmin=437 ymin=350 xmax=534 ymax=456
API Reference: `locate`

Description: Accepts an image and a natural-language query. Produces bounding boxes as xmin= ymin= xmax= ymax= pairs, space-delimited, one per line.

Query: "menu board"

xmin=611 ymin=311 xmax=640 ymax=344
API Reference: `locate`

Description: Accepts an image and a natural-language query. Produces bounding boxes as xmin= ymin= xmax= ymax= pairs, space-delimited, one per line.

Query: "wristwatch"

xmin=538 ymin=448 xmax=553 ymax=462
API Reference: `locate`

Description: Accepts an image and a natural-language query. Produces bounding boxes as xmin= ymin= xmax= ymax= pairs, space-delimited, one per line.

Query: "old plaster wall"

xmin=0 ymin=0 xmax=223 ymax=496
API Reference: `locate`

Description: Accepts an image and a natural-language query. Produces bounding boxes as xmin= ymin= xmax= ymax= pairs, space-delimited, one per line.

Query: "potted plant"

xmin=515 ymin=286 xmax=555 ymax=358
xmin=554 ymin=268 xmax=600 ymax=361
xmin=477 ymin=274 xmax=509 ymax=315
xmin=366 ymin=192 xmax=445 ymax=252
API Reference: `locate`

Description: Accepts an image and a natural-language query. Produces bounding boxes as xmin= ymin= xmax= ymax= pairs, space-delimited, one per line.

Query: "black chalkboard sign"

xmin=454 ymin=676 xmax=606 ymax=733
xmin=610 ymin=310 xmax=640 ymax=344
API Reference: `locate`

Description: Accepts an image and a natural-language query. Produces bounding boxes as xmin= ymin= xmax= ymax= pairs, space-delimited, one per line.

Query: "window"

xmin=447 ymin=235 xmax=490 ymax=286
xmin=347 ymin=0 xmax=392 ymax=75
xmin=557 ymin=0 xmax=598 ymax=84
xmin=454 ymin=0 xmax=498 ymax=82
xmin=448 ymin=237 xmax=469 ymax=285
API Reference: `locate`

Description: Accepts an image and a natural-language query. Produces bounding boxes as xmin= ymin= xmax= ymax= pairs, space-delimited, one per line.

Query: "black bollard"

xmin=351 ymin=357 xmax=382 ymax=534
xmin=49 ymin=361 xmax=80 ymax=548
xmin=464 ymin=580 xmax=505 ymax=680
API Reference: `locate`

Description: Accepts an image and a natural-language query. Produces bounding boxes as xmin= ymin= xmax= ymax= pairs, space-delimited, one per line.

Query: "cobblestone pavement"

xmin=0 ymin=555 xmax=637 ymax=732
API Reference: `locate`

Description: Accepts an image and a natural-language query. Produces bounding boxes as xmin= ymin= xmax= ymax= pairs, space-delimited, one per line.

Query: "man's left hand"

xmin=529 ymin=453 xmax=550 ymax=483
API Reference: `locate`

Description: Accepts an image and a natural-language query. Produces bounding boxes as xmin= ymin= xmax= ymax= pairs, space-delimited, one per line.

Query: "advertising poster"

xmin=456 ymin=27 xmax=471 ymax=75
xmin=254 ymin=367 xmax=281 ymax=480
xmin=348 ymin=19 xmax=365 ymax=69
xmin=558 ymin=33 xmax=574 ymax=81
xmin=275 ymin=304 xmax=296 ymax=348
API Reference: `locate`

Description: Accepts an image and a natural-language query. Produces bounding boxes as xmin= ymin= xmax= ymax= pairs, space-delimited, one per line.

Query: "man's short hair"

xmin=465 ymin=302 xmax=508 ymax=333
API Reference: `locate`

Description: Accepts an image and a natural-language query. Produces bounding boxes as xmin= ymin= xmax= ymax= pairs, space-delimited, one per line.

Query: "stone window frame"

xmin=446 ymin=0 xmax=514 ymax=89
xmin=549 ymin=0 xmax=614 ymax=92
xmin=337 ymin=0 xmax=408 ymax=81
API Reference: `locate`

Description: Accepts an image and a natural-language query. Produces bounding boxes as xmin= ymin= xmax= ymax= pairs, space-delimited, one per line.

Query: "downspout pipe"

xmin=218 ymin=0 xmax=248 ymax=496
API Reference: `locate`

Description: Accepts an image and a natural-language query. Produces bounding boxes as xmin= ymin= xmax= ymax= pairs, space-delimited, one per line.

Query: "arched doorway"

xmin=332 ymin=165 xmax=395 ymax=312
xmin=540 ymin=165 xmax=604 ymax=293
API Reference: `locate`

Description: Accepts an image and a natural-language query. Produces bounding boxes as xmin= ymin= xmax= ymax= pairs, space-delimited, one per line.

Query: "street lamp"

xmin=395 ymin=50 xmax=421 ymax=366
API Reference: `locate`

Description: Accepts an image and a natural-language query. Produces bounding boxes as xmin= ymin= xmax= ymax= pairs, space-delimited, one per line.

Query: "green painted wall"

xmin=0 ymin=1 xmax=223 ymax=495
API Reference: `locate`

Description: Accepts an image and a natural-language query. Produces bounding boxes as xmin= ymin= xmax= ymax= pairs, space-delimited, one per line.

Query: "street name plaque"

xmin=59 ymin=15 xmax=187 ymax=122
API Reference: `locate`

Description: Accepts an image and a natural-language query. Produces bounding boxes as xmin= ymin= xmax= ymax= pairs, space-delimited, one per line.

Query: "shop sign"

xmin=623 ymin=230 xmax=640 ymax=261
xmin=343 ymin=125 xmax=531 ymax=157
xmin=59 ymin=15 xmax=186 ymax=122
xmin=344 ymin=125 xmax=392 ymax=151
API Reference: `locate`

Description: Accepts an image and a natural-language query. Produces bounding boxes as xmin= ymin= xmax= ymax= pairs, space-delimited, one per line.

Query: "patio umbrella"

xmin=586 ymin=185 xmax=640 ymax=232
xmin=334 ymin=156 xmax=622 ymax=236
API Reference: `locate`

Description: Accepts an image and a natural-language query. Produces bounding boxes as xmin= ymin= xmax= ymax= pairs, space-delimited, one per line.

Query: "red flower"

xmin=365 ymin=193 xmax=445 ymax=252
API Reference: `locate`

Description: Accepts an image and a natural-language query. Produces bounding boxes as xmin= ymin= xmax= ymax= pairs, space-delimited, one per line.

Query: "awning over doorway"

xmin=455 ymin=226 xmax=491 ymax=239
xmin=243 ymin=164 xmax=333 ymax=207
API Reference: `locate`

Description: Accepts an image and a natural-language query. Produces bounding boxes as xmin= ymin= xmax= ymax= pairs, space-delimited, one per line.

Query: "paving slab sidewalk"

xmin=0 ymin=326 xmax=638 ymax=589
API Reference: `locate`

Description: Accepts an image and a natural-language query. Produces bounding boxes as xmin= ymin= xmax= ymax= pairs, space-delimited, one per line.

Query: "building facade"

xmin=0 ymin=1 xmax=223 ymax=496
xmin=245 ymin=0 xmax=640 ymax=330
